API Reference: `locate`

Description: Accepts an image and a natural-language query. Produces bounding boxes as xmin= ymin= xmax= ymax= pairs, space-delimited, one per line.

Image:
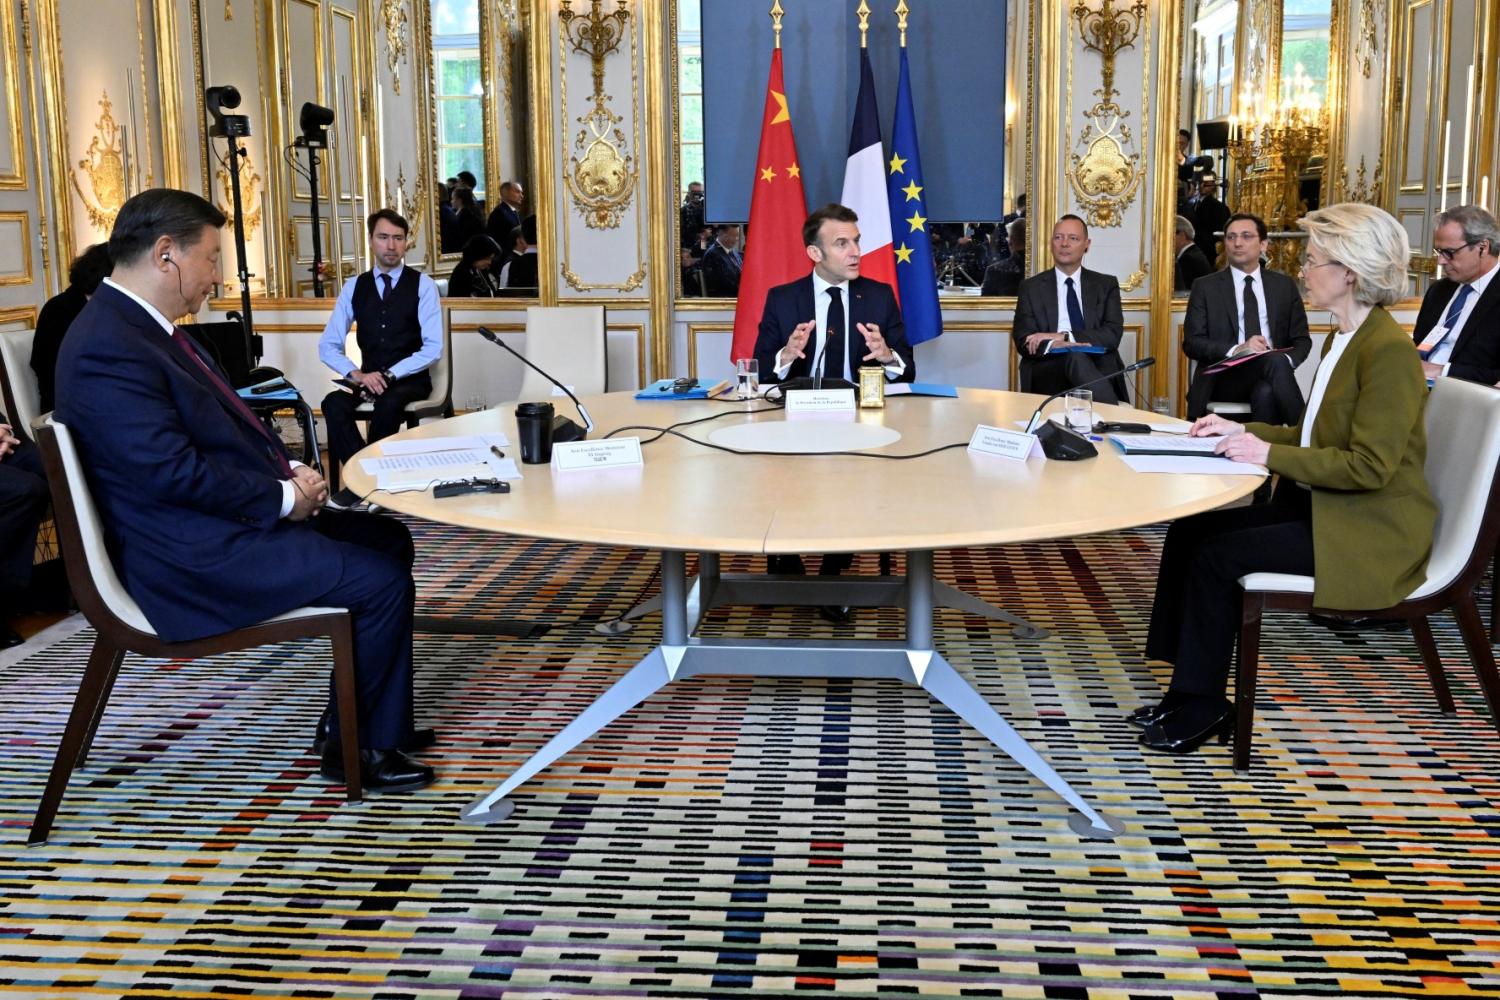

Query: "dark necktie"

xmin=1422 ymin=283 xmax=1473 ymax=359
xmin=380 ymin=272 xmax=393 ymax=299
xmin=171 ymin=329 xmax=293 ymax=477
xmin=1064 ymin=276 xmax=1085 ymax=333
xmin=824 ymin=287 xmax=845 ymax=381
xmin=1243 ymin=274 xmax=1262 ymax=344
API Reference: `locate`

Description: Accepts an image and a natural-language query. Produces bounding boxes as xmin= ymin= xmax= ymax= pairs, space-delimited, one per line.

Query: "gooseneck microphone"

xmin=1023 ymin=357 xmax=1157 ymax=461
xmin=476 ymin=326 xmax=593 ymax=442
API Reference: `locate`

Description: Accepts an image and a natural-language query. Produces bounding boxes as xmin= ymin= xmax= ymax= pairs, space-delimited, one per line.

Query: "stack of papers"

xmin=1108 ymin=434 xmax=1223 ymax=456
xmin=360 ymin=433 xmax=519 ymax=491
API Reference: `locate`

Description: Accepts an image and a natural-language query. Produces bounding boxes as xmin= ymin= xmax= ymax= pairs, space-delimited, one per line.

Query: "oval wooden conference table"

xmin=344 ymin=388 xmax=1259 ymax=839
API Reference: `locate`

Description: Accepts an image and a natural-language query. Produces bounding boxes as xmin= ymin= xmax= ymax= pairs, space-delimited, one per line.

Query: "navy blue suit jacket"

xmin=55 ymin=284 xmax=345 ymax=642
xmin=751 ymin=274 xmax=915 ymax=383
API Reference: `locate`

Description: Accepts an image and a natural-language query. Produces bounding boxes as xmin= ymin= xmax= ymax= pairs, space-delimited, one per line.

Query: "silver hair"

xmin=1435 ymin=205 xmax=1500 ymax=256
xmin=1298 ymin=203 xmax=1410 ymax=307
xmin=1175 ymin=215 xmax=1195 ymax=240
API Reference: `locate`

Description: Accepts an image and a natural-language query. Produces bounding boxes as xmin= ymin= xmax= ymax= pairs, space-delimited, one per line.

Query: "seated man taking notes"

xmin=1012 ymin=214 xmax=1128 ymax=404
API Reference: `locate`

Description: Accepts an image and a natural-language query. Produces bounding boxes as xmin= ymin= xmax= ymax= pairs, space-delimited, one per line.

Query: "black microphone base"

xmin=1036 ymin=421 xmax=1098 ymax=460
xmin=552 ymin=416 xmax=586 ymax=443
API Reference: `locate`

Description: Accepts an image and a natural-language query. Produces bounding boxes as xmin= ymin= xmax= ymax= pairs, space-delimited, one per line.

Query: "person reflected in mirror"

xmin=485 ymin=180 xmax=525 ymax=263
xmin=1413 ymin=205 xmax=1500 ymax=385
xmin=1191 ymin=173 xmax=1232 ymax=266
xmin=1012 ymin=214 xmax=1128 ymax=403
xmin=446 ymin=187 xmax=485 ymax=254
xmin=447 ymin=234 xmax=504 ymax=298
xmin=497 ymin=215 xmax=539 ymax=291
xmin=1172 ymin=215 xmax=1211 ymax=294
xmin=1136 ymin=203 xmax=1434 ymax=756
xmin=32 ymin=243 xmax=113 ymax=413
xmin=699 ymin=224 xmax=744 ymax=297
xmin=981 ymin=218 xmax=1026 ymax=297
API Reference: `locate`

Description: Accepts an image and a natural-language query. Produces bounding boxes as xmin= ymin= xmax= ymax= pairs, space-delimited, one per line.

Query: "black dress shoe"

xmin=1308 ymin=613 xmax=1407 ymax=632
xmin=1125 ymin=691 xmax=1190 ymax=729
xmin=767 ymin=554 xmax=806 ymax=575
xmin=818 ymin=605 xmax=855 ymax=625
xmin=1139 ymin=701 xmax=1234 ymax=755
xmin=0 ymin=626 xmax=24 ymax=649
xmin=313 ymin=719 xmax=436 ymax=756
xmin=320 ymin=745 xmax=435 ymax=792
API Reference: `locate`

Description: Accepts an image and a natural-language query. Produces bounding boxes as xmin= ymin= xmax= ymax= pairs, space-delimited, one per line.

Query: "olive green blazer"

xmin=1247 ymin=306 xmax=1435 ymax=610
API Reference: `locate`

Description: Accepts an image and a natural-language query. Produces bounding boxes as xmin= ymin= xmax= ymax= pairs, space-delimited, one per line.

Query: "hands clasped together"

xmin=289 ymin=465 xmax=330 ymax=521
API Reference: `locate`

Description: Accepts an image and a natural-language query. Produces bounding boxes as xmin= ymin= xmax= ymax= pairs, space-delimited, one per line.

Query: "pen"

xmin=490 ymin=444 xmax=505 ymax=460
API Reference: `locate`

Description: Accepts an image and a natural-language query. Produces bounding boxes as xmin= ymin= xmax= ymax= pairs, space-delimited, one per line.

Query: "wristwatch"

xmin=379 ymin=368 xmax=394 ymax=382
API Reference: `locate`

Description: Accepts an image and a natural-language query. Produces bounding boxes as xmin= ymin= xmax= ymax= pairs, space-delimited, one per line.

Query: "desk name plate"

xmin=968 ymin=424 xmax=1043 ymax=461
xmin=552 ymin=437 xmax=644 ymax=471
xmin=785 ymin=388 xmax=857 ymax=414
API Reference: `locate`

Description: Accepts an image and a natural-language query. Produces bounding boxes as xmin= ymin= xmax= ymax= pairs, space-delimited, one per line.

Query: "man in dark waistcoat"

xmin=319 ymin=208 xmax=444 ymax=508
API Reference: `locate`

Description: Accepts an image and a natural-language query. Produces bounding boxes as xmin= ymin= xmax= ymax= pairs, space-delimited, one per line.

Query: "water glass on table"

xmin=735 ymin=357 xmax=759 ymax=399
xmin=1064 ymin=388 xmax=1093 ymax=434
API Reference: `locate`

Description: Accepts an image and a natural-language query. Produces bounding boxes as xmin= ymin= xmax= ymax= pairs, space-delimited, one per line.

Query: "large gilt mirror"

xmin=673 ymin=0 xmax=1025 ymax=303
xmin=1178 ymin=0 xmax=1334 ymax=279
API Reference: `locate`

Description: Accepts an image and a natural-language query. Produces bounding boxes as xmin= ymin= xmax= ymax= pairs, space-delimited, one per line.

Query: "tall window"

xmin=677 ymin=6 xmax=704 ymax=206
xmin=433 ymin=0 xmax=484 ymax=200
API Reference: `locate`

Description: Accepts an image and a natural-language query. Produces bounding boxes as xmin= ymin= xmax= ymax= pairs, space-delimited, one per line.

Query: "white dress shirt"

xmin=1230 ymin=265 xmax=1272 ymax=354
xmin=1423 ymin=262 xmax=1497 ymax=370
xmin=104 ymin=277 xmax=303 ymax=518
xmin=1299 ymin=327 xmax=1358 ymax=451
xmin=775 ymin=272 xmax=908 ymax=381
xmin=1053 ymin=267 xmax=1083 ymax=340
xmin=318 ymin=263 xmax=443 ymax=380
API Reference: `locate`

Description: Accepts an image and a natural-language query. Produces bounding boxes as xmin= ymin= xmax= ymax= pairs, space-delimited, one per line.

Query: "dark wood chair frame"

xmin=1234 ymin=456 xmax=1500 ymax=772
xmin=27 ymin=419 xmax=363 ymax=845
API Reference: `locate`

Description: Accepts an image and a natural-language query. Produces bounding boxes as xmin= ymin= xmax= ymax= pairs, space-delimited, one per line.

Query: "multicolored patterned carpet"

xmin=2 ymin=521 xmax=1498 ymax=998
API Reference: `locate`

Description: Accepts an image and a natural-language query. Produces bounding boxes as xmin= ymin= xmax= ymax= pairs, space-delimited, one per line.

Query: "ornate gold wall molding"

xmin=383 ymin=165 xmax=427 ymax=252
xmin=35 ymin=0 xmax=75 ymax=262
xmin=151 ymin=0 xmax=187 ymax=189
xmin=559 ymin=0 xmax=637 ymax=230
xmin=216 ymin=150 xmax=263 ymax=238
xmin=0 ymin=211 xmax=35 ymax=286
xmin=70 ymin=92 xmax=129 ymax=231
xmin=381 ymin=0 xmax=409 ymax=96
xmin=1067 ymin=0 xmax=1148 ymax=228
xmin=0 ymin=0 xmax=27 ymax=190
xmin=1356 ymin=0 xmax=1387 ymax=78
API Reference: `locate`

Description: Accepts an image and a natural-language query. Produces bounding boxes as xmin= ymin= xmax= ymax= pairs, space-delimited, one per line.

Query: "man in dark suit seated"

xmin=484 ymin=180 xmax=524 ymax=267
xmin=1173 ymin=215 xmax=1212 ymax=293
xmin=752 ymin=202 xmax=914 ymax=623
xmin=0 ymin=412 xmax=48 ymax=648
xmin=498 ymin=215 xmax=539 ymax=290
xmin=1413 ymin=205 xmax=1500 ymax=385
xmin=55 ymin=189 xmax=435 ymax=793
xmin=1012 ymin=214 xmax=1128 ymax=404
xmin=1182 ymin=213 xmax=1310 ymax=423
xmin=980 ymin=218 xmax=1026 ymax=296
xmin=319 ymin=208 xmax=444 ymax=509
xmin=698 ymin=225 xmax=744 ymax=297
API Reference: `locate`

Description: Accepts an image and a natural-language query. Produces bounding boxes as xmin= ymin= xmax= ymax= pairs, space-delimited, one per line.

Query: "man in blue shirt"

xmin=319 ymin=209 xmax=443 ymax=508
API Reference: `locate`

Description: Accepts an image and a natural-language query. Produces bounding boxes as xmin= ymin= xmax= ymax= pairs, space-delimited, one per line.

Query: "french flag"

xmin=840 ymin=50 xmax=897 ymax=300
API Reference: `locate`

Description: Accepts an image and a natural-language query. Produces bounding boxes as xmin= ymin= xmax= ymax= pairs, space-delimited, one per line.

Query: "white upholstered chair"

xmin=518 ymin=306 xmax=607 ymax=401
xmin=1232 ymin=377 xmax=1500 ymax=771
xmin=27 ymin=415 xmax=363 ymax=845
xmin=0 ymin=329 xmax=42 ymax=429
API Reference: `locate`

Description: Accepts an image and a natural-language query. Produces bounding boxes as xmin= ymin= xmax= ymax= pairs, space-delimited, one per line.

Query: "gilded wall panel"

xmin=0 ymin=0 xmax=26 ymax=189
xmin=0 ymin=211 xmax=33 ymax=285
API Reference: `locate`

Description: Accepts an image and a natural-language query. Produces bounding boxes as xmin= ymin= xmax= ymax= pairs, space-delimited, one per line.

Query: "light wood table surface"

xmin=345 ymin=388 xmax=1259 ymax=839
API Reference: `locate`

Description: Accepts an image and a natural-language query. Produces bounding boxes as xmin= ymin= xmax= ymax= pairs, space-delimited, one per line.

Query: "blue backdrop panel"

xmin=701 ymin=0 xmax=1006 ymax=224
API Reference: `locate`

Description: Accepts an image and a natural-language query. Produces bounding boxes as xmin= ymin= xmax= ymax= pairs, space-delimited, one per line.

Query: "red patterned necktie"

xmin=170 ymin=328 xmax=293 ymax=477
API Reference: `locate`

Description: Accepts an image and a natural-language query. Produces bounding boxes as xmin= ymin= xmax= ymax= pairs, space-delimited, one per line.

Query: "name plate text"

xmin=968 ymin=424 xmax=1042 ymax=461
xmin=785 ymin=388 xmax=857 ymax=414
xmin=552 ymin=437 xmax=644 ymax=471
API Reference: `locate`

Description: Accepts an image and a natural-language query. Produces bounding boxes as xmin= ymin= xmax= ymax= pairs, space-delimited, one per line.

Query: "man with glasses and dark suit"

xmin=1413 ymin=205 xmax=1500 ymax=386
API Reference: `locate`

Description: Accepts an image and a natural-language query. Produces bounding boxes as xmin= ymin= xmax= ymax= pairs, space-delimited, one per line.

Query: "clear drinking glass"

xmin=735 ymin=357 xmax=759 ymax=399
xmin=1064 ymin=388 xmax=1093 ymax=433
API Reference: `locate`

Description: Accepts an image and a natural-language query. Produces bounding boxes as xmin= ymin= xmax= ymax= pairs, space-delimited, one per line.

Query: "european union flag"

xmin=885 ymin=48 xmax=942 ymax=346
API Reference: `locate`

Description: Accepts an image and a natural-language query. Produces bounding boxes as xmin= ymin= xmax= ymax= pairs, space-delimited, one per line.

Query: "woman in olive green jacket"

xmin=1133 ymin=203 xmax=1435 ymax=755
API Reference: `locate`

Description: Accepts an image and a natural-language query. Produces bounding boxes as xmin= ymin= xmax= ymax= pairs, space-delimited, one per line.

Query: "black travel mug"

xmin=515 ymin=401 xmax=555 ymax=464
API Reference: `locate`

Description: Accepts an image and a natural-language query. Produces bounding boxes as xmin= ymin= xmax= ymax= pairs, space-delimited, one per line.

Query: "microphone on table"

xmin=777 ymin=324 xmax=857 ymax=395
xmin=1023 ymin=356 xmax=1156 ymax=461
xmin=476 ymin=325 xmax=593 ymax=442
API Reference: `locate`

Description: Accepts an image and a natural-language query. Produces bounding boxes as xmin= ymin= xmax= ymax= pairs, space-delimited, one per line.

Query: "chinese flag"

xmin=730 ymin=48 xmax=810 ymax=364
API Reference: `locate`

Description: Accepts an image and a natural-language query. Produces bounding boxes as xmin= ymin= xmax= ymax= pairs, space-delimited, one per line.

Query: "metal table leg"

xmin=464 ymin=549 xmax=1121 ymax=838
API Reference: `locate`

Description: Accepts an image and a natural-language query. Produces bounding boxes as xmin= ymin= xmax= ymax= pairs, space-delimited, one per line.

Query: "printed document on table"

xmin=1120 ymin=455 xmax=1266 ymax=475
xmin=360 ymin=449 xmax=492 ymax=474
xmin=379 ymin=433 xmax=510 ymax=455
xmin=1109 ymin=434 xmax=1223 ymax=454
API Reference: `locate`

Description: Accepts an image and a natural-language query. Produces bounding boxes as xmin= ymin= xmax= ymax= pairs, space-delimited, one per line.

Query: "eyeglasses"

xmin=1433 ymin=241 xmax=1479 ymax=261
xmin=1298 ymin=260 xmax=1343 ymax=277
